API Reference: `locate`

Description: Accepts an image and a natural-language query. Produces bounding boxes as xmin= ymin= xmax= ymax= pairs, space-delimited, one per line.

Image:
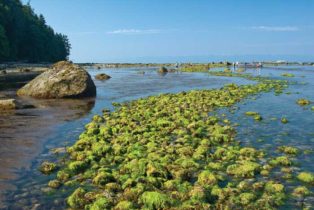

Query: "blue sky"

xmin=25 ymin=0 xmax=314 ymax=62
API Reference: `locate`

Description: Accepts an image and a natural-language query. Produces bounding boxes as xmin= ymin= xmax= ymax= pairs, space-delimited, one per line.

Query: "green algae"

xmin=281 ymin=117 xmax=288 ymax=124
xmin=281 ymin=73 xmax=295 ymax=77
xmin=297 ymin=172 xmax=314 ymax=184
xmin=277 ymin=146 xmax=299 ymax=155
xmin=292 ymin=186 xmax=311 ymax=197
xmin=39 ymin=161 xmax=57 ymax=175
xmin=44 ymin=71 xmax=297 ymax=209
xmin=140 ymin=191 xmax=173 ymax=209
xmin=226 ymin=161 xmax=261 ymax=178
xmin=269 ymin=156 xmax=292 ymax=166
xmin=48 ymin=180 xmax=61 ymax=189
xmin=67 ymin=187 xmax=87 ymax=209
xmin=297 ymin=98 xmax=311 ymax=106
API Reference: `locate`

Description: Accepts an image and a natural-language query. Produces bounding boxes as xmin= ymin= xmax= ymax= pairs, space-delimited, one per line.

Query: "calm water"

xmin=0 ymin=66 xmax=313 ymax=209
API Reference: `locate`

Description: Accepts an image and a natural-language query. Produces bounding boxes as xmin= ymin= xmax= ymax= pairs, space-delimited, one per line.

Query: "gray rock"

xmin=17 ymin=61 xmax=96 ymax=98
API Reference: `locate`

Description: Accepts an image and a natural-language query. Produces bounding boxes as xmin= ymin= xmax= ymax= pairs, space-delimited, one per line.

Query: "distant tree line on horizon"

xmin=0 ymin=0 xmax=70 ymax=63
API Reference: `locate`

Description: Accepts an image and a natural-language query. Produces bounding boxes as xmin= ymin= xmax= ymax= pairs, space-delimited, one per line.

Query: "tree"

xmin=0 ymin=0 xmax=71 ymax=62
xmin=0 ymin=24 xmax=10 ymax=61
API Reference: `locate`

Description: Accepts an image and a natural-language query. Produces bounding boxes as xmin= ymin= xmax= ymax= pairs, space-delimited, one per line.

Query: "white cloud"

xmin=107 ymin=29 xmax=162 ymax=35
xmin=251 ymin=26 xmax=299 ymax=32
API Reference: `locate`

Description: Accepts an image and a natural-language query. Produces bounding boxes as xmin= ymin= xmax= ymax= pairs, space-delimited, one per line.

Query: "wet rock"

xmin=39 ymin=161 xmax=57 ymax=174
xmin=158 ymin=66 xmax=168 ymax=73
xmin=0 ymin=98 xmax=35 ymax=110
xmin=0 ymin=99 xmax=18 ymax=110
xmin=48 ymin=180 xmax=61 ymax=189
xmin=17 ymin=61 xmax=96 ymax=98
xmin=95 ymin=73 xmax=111 ymax=80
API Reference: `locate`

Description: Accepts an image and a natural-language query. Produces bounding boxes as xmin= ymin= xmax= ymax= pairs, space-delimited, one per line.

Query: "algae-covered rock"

xmin=197 ymin=170 xmax=217 ymax=186
xmin=297 ymin=172 xmax=314 ymax=184
xmin=277 ymin=146 xmax=298 ymax=155
xmin=95 ymin=73 xmax=111 ymax=80
xmin=226 ymin=161 xmax=260 ymax=178
xmin=114 ymin=201 xmax=135 ymax=210
xmin=140 ymin=191 xmax=172 ymax=209
xmin=297 ymin=99 xmax=310 ymax=106
xmin=245 ymin=111 xmax=262 ymax=121
xmin=57 ymin=170 xmax=70 ymax=182
xmin=281 ymin=117 xmax=288 ymax=124
xmin=39 ymin=161 xmax=57 ymax=174
xmin=67 ymin=187 xmax=87 ymax=209
xmin=292 ymin=186 xmax=310 ymax=197
xmin=239 ymin=192 xmax=256 ymax=205
xmin=265 ymin=181 xmax=284 ymax=193
xmin=87 ymin=197 xmax=111 ymax=210
xmin=17 ymin=61 xmax=96 ymax=98
xmin=245 ymin=111 xmax=259 ymax=116
xmin=68 ymin=161 xmax=88 ymax=174
xmin=48 ymin=180 xmax=61 ymax=189
xmin=269 ymin=156 xmax=291 ymax=166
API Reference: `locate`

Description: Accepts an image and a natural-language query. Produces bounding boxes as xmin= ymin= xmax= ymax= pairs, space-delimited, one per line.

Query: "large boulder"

xmin=17 ymin=61 xmax=96 ymax=98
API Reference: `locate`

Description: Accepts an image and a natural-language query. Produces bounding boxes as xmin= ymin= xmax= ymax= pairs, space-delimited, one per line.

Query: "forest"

xmin=0 ymin=0 xmax=70 ymax=63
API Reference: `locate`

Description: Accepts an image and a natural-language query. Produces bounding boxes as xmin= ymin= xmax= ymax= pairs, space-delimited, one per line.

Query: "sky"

xmin=24 ymin=0 xmax=314 ymax=63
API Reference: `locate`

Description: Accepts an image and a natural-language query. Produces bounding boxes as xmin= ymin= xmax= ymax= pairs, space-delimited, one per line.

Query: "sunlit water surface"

xmin=0 ymin=66 xmax=313 ymax=209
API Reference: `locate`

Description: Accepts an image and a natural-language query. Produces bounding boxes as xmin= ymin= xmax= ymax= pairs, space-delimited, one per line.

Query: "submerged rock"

xmin=17 ymin=61 xmax=96 ymax=98
xmin=95 ymin=73 xmax=111 ymax=80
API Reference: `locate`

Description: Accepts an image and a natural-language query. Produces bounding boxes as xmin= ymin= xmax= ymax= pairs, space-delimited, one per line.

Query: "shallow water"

xmin=0 ymin=66 xmax=313 ymax=209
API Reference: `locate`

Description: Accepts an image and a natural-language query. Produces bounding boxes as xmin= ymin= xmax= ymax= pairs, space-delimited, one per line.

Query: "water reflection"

xmin=0 ymin=95 xmax=95 ymax=204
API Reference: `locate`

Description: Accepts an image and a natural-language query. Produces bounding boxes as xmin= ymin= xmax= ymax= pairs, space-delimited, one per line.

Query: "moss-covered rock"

xmin=140 ymin=191 xmax=173 ymax=209
xmin=48 ymin=180 xmax=61 ymax=189
xmin=67 ymin=187 xmax=87 ymax=209
xmin=197 ymin=170 xmax=217 ymax=186
xmin=281 ymin=117 xmax=288 ymax=124
xmin=39 ymin=161 xmax=57 ymax=174
xmin=277 ymin=146 xmax=299 ymax=155
xmin=297 ymin=98 xmax=310 ymax=106
xmin=297 ymin=172 xmax=314 ymax=184
xmin=292 ymin=186 xmax=310 ymax=197
xmin=226 ymin=161 xmax=260 ymax=178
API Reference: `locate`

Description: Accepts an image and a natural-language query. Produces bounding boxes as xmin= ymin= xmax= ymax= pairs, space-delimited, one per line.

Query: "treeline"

xmin=0 ymin=0 xmax=70 ymax=63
